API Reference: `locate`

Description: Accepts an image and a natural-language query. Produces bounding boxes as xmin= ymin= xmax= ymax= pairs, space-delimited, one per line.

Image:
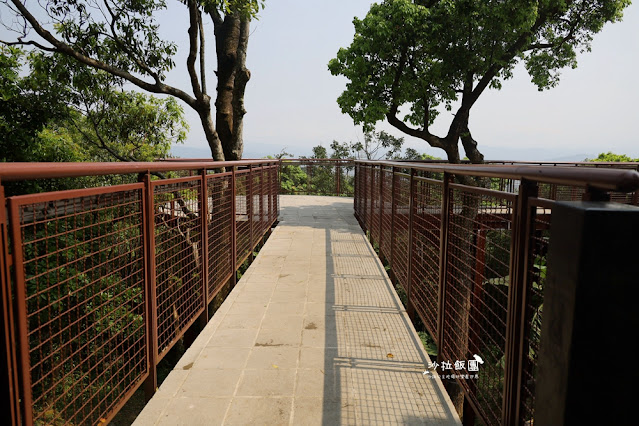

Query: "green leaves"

xmin=329 ymin=0 xmax=631 ymax=157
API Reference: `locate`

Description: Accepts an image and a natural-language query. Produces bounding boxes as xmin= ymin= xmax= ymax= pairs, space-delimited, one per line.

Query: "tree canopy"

xmin=1 ymin=0 xmax=264 ymax=160
xmin=587 ymin=152 xmax=639 ymax=162
xmin=1 ymin=46 xmax=188 ymax=194
xmin=329 ymin=0 xmax=631 ymax=164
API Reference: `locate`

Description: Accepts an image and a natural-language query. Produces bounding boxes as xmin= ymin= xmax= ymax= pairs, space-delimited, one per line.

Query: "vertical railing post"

xmin=7 ymin=198 xmax=33 ymax=425
xmin=502 ymin=179 xmax=537 ymax=426
xmin=261 ymin=164 xmax=266 ymax=238
xmin=336 ymin=162 xmax=341 ymax=197
xmin=390 ymin=167 xmax=397 ymax=270
xmin=406 ymin=167 xmax=416 ymax=320
xmin=378 ymin=166 xmax=385 ymax=260
xmin=369 ymin=164 xmax=375 ymax=241
xmin=231 ymin=167 xmax=238 ymax=287
xmin=140 ymin=172 xmax=158 ymax=401
xmin=0 ymin=182 xmax=20 ymax=426
xmin=249 ymin=164 xmax=254 ymax=260
xmin=436 ymin=172 xmax=452 ymax=358
xmin=535 ymin=200 xmax=639 ymax=425
xmin=199 ymin=169 xmax=209 ymax=325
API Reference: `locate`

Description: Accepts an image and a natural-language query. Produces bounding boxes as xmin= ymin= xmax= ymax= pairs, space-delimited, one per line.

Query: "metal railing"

xmin=0 ymin=160 xmax=279 ymax=426
xmin=353 ymin=160 xmax=639 ymax=426
xmin=279 ymin=159 xmax=355 ymax=196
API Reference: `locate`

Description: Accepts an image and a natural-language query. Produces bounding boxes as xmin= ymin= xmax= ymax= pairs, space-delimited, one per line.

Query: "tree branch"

xmin=186 ymin=0 xmax=203 ymax=98
xmin=198 ymin=8 xmax=207 ymax=95
xmin=8 ymin=0 xmax=198 ymax=109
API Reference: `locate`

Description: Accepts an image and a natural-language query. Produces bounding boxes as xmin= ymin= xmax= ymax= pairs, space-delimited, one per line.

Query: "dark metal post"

xmin=0 ymin=182 xmax=20 ymax=426
xmin=502 ymin=179 xmax=537 ymax=425
xmin=230 ymin=167 xmax=238 ymax=288
xmin=535 ymin=201 xmax=639 ymax=426
xmin=378 ymin=166 xmax=385 ymax=260
xmin=390 ymin=167 xmax=397 ymax=269
xmin=199 ymin=169 xmax=209 ymax=326
xmin=249 ymin=165 xmax=254 ymax=260
xmin=141 ymin=172 xmax=158 ymax=400
xmin=406 ymin=167 xmax=416 ymax=320
xmin=436 ymin=172 xmax=452 ymax=356
xmin=369 ymin=165 xmax=375 ymax=239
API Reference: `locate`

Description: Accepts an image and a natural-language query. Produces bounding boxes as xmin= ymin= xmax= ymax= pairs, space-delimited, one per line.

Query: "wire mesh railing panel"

xmin=411 ymin=177 xmax=443 ymax=337
xmin=370 ymin=167 xmax=381 ymax=244
xmin=380 ymin=168 xmax=393 ymax=260
xmin=361 ymin=166 xmax=370 ymax=232
xmin=354 ymin=165 xmax=361 ymax=217
xmin=271 ymin=166 xmax=279 ymax=222
xmin=260 ymin=167 xmax=269 ymax=236
xmin=153 ymin=178 xmax=204 ymax=358
xmin=552 ymin=184 xmax=585 ymax=201
xmin=519 ymin=198 xmax=552 ymax=425
xmin=251 ymin=170 xmax=261 ymax=248
xmin=391 ymin=173 xmax=410 ymax=291
xmin=443 ymin=185 xmax=515 ymax=426
xmin=206 ymin=174 xmax=233 ymax=301
xmin=235 ymin=172 xmax=251 ymax=265
xmin=10 ymin=184 xmax=147 ymax=426
xmin=338 ymin=163 xmax=355 ymax=196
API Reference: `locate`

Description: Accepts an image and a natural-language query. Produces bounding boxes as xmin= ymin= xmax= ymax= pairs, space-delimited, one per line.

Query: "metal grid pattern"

xmin=206 ymin=174 xmax=233 ymax=301
xmin=153 ymin=178 xmax=204 ymax=358
xmin=379 ymin=168 xmax=393 ymax=260
xmin=251 ymin=168 xmax=262 ymax=248
xmin=391 ymin=173 xmax=411 ymax=291
xmin=519 ymin=199 xmax=552 ymax=425
xmin=279 ymin=160 xmax=355 ymax=197
xmin=369 ymin=167 xmax=381 ymax=244
xmin=270 ymin=165 xmax=279 ymax=222
xmin=443 ymin=186 xmax=514 ymax=426
xmin=11 ymin=185 xmax=147 ymax=426
xmin=350 ymin=160 xmax=639 ymax=426
xmin=235 ymin=171 xmax=251 ymax=265
xmin=411 ymin=177 xmax=443 ymax=337
xmin=362 ymin=166 xmax=371 ymax=233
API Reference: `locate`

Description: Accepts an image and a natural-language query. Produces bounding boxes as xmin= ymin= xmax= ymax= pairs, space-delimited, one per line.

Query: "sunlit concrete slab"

xmin=134 ymin=195 xmax=460 ymax=425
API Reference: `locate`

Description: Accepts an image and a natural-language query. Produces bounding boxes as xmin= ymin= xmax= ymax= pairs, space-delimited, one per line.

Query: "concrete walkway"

xmin=134 ymin=195 xmax=460 ymax=425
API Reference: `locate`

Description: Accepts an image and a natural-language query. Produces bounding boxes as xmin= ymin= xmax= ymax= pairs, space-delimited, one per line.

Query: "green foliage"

xmin=329 ymin=0 xmax=631 ymax=158
xmin=0 ymin=48 xmax=187 ymax=195
xmin=418 ymin=331 xmax=438 ymax=357
xmin=351 ymin=130 xmax=404 ymax=160
xmin=587 ymin=152 xmax=639 ymax=162
xmin=22 ymin=200 xmax=146 ymax=424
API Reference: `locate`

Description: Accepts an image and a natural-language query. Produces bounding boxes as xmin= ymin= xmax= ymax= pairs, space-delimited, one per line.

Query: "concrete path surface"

xmin=134 ymin=195 xmax=461 ymax=425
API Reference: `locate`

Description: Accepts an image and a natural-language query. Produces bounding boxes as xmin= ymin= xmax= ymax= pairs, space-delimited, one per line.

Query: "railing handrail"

xmin=0 ymin=159 xmax=279 ymax=181
xmin=355 ymin=160 xmax=639 ymax=192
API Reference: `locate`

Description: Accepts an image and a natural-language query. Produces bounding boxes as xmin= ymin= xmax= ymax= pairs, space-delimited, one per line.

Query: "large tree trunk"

xmin=214 ymin=13 xmax=251 ymax=160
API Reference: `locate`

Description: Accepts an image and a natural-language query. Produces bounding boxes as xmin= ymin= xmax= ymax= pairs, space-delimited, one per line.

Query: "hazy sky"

xmin=4 ymin=1 xmax=637 ymax=160
xmin=230 ymin=0 xmax=639 ymax=160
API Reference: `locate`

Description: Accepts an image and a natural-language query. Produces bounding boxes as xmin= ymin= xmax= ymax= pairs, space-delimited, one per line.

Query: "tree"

xmin=1 ymin=47 xmax=188 ymax=194
xmin=0 ymin=0 xmax=263 ymax=160
xmin=329 ymin=0 xmax=631 ymax=164
xmin=587 ymin=152 xmax=639 ymax=162
xmin=352 ymin=130 xmax=404 ymax=160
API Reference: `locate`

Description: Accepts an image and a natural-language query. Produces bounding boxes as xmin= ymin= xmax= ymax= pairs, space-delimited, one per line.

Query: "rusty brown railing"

xmin=354 ymin=160 xmax=639 ymax=426
xmin=0 ymin=160 xmax=279 ymax=426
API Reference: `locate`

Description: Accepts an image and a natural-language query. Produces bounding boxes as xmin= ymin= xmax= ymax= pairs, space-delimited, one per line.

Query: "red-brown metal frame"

xmin=353 ymin=160 xmax=639 ymax=426
xmin=0 ymin=160 xmax=279 ymax=426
